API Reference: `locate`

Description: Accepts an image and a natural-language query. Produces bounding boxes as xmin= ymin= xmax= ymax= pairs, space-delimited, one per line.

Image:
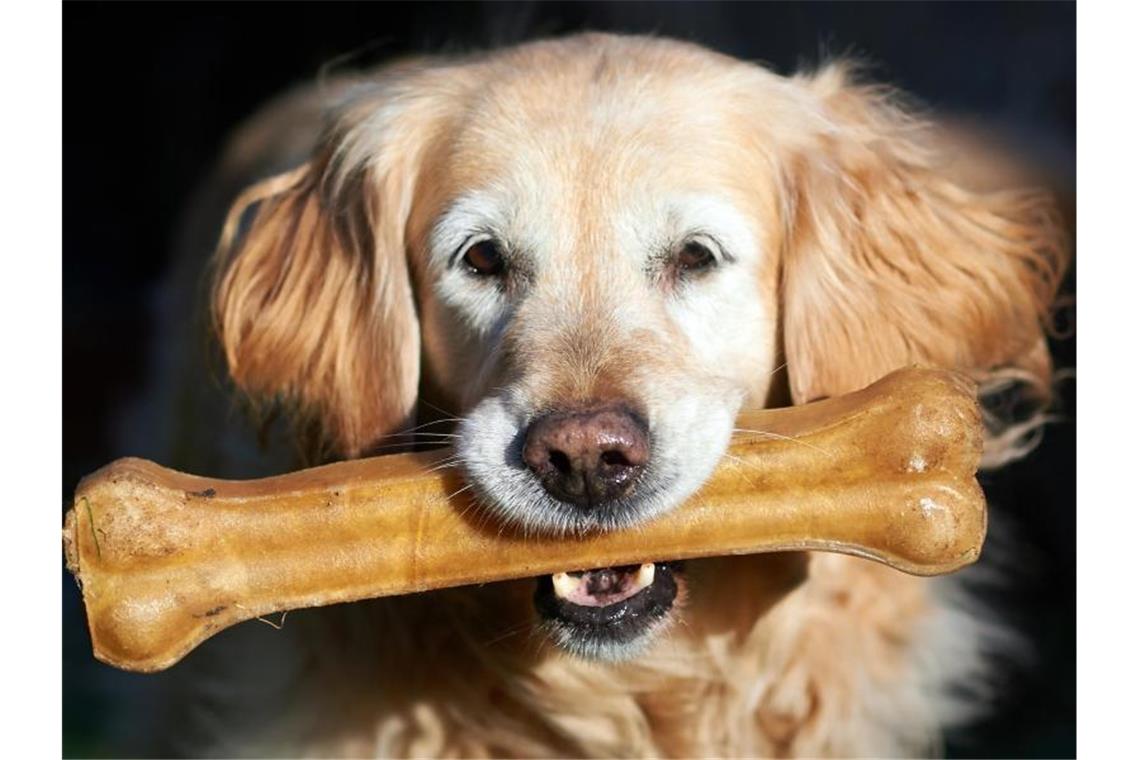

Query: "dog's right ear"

xmin=212 ymin=79 xmax=447 ymax=459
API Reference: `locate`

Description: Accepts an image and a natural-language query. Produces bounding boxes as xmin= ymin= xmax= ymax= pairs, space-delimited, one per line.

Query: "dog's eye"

xmin=677 ymin=241 xmax=716 ymax=272
xmin=463 ymin=241 xmax=506 ymax=276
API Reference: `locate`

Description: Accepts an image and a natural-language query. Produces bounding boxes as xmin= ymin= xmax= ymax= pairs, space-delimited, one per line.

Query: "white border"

xmin=1 ymin=1 xmax=63 ymax=756
xmin=1077 ymin=1 xmax=1140 ymax=756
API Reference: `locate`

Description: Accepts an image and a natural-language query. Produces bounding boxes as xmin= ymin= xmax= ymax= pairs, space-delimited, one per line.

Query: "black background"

xmin=64 ymin=2 xmax=1075 ymax=756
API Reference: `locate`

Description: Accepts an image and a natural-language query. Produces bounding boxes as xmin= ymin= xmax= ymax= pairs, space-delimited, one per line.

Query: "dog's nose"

xmin=522 ymin=403 xmax=650 ymax=508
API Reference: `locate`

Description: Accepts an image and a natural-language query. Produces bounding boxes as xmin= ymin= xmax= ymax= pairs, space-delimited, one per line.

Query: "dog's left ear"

xmin=778 ymin=63 xmax=1070 ymax=408
xmin=212 ymin=75 xmax=450 ymax=459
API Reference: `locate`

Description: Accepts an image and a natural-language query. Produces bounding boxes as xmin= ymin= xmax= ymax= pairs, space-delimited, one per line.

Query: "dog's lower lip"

xmin=533 ymin=562 xmax=682 ymax=658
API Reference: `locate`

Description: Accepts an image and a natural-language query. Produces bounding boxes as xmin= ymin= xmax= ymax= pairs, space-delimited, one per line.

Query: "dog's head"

xmin=213 ymin=34 xmax=1067 ymax=660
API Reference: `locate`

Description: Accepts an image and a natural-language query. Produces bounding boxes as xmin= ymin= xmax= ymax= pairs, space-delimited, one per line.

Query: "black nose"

xmin=522 ymin=403 xmax=650 ymax=509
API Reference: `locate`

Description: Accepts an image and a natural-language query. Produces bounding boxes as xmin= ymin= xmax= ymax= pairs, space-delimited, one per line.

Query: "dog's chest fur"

xmin=190 ymin=553 xmax=991 ymax=758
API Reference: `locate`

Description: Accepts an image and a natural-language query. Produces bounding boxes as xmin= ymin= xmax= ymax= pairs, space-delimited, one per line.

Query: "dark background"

xmin=64 ymin=2 xmax=1075 ymax=757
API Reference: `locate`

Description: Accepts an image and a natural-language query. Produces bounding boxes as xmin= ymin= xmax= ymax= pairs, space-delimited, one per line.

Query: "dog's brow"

xmin=430 ymin=192 xmax=507 ymax=267
xmin=655 ymin=195 xmax=757 ymax=264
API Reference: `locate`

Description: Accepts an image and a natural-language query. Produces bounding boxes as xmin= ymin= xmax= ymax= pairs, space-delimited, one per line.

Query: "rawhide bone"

xmin=63 ymin=366 xmax=986 ymax=672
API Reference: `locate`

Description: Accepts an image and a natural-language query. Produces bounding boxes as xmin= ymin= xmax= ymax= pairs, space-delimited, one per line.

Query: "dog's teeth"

xmin=552 ymin=572 xmax=579 ymax=599
xmin=634 ymin=563 xmax=655 ymax=591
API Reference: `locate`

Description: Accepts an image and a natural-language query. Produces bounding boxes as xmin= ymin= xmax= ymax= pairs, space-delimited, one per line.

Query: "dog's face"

xmin=415 ymin=66 xmax=782 ymax=537
xmin=214 ymin=35 xmax=1065 ymax=661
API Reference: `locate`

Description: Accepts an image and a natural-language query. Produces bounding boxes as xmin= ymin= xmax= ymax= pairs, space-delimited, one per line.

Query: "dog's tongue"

xmin=551 ymin=563 xmax=655 ymax=607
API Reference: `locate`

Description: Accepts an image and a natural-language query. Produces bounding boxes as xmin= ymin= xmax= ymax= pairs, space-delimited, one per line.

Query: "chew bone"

xmin=63 ymin=366 xmax=986 ymax=672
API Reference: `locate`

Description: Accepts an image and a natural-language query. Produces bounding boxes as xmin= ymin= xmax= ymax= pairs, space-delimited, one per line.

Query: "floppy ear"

xmin=779 ymin=63 xmax=1069 ymax=457
xmin=212 ymin=82 xmax=442 ymax=459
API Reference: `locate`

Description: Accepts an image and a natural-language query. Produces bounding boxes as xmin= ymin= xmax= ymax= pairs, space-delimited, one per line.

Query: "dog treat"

xmin=63 ymin=366 xmax=986 ymax=672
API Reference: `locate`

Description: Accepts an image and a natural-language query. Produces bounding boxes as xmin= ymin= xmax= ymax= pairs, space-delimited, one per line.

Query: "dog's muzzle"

xmin=520 ymin=402 xmax=679 ymax=658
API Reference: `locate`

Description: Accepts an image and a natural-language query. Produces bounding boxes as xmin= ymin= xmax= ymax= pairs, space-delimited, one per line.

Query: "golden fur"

xmin=205 ymin=34 xmax=1069 ymax=757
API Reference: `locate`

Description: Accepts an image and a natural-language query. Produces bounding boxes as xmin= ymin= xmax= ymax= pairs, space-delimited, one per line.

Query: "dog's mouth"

xmin=533 ymin=562 xmax=681 ymax=661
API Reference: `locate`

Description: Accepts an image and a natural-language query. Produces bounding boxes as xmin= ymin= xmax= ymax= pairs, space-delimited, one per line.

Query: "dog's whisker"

xmin=427 ymin=452 xmax=463 ymax=462
xmin=721 ymin=453 xmax=763 ymax=491
xmin=524 ymin=623 xmax=548 ymax=660
xmin=422 ymin=454 xmax=464 ymax=471
xmin=444 ymin=483 xmax=475 ymax=502
xmin=460 ymin=492 xmax=504 ymax=537
xmin=453 ymin=499 xmax=482 ymax=526
xmin=402 ymin=417 xmax=464 ymax=429
xmin=361 ymin=444 xmax=450 ymax=457
xmin=368 ymin=438 xmax=454 ymax=449
xmin=418 ymin=398 xmax=461 ymax=419
xmin=481 ymin=619 xmax=537 ymax=648
xmin=732 ymin=428 xmax=835 ymax=458
xmin=364 ymin=420 xmax=464 ymax=443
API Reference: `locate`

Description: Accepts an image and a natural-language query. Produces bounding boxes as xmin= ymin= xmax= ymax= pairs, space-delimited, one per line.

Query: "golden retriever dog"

xmin=193 ymin=33 xmax=1069 ymax=757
